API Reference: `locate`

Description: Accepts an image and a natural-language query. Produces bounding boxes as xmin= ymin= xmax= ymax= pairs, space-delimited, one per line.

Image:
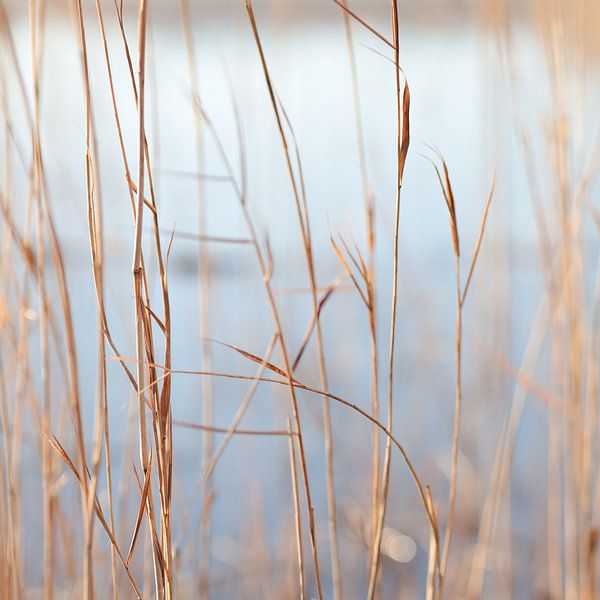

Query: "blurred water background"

xmin=2 ymin=0 xmax=600 ymax=597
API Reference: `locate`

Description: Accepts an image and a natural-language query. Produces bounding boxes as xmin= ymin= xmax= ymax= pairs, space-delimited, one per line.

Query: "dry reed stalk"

xmin=71 ymin=1 xmax=110 ymax=597
xmin=46 ymin=428 xmax=142 ymax=597
xmin=0 ymin=353 xmax=15 ymax=593
xmin=437 ymin=160 xmax=461 ymax=594
xmin=112 ymin=355 xmax=440 ymax=539
xmin=330 ymin=0 xmax=394 ymax=49
xmin=37 ymin=62 xmax=88 ymax=596
xmin=277 ymin=97 xmax=342 ymax=600
xmin=203 ymin=334 xmax=278 ymax=480
xmin=2 ymin=2 xmax=590 ymax=594
xmin=176 ymin=3 xmax=214 ymax=594
xmin=71 ymin=1 xmax=126 ymax=597
xmin=0 ymin=295 xmax=16 ymax=593
xmin=465 ymin=221 xmax=586 ymax=593
xmin=92 ymin=4 xmax=168 ymax=593
xmin=112 ymin=0 xmax=172 ymax=494
xmin=339 ymin=2 xmax=379 ymax=582
xmin=467 ymin=296 xmax=551 ymax=598
xmin=113 ymin=20 xmax=175 ymax=571
xmin=25 ymin=42 xmax=90 ymax=600
xmin=288 ymin=417 xmax=306 ymax=600
xmin=243 ymin=1 xmax=325 ymax=596
xmin=0 ymin=270 xmax=31 ymax=600
xmin=368 ymin=2 xmax=412 ymax=595
xmin=131 ymin=2 xmax=166 ymax=597
xmin=534 ymin=5 xmax=590 ymax=594
xmin=424 ymin=152 xmax=494 ymax=595
xmin=1 ymin=261 xmax=51 ymax=599
xmin=330 ymin=235 xmax=369 ymax=307
xmin=159 ymin=230 xmax=252 ymax=245
xmin=175 ymin=421 xmax=294 ymax=437
xmin=0 ymin=60 xmax=23 ymax=596
xmin=425 ymin=487 xmax=438 ymax=600
xmin=97 ymin=1 xmax=175 ymax=596
xmin=26 ymin=2 xmax=56 ymax=597
xmin=484 ymin=4 xmax=596 ymax=597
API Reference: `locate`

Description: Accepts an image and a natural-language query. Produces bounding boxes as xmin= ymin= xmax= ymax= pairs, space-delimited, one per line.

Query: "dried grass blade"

xmin=207 ymin=337 xmax=299 ymax=383
xmin=329 ymin=0 xmax=395 ymax=49
xmin=398 ymin=80 xmax=410 ymax=183
xmin=126 ymin=451 xmax=154 ymax=566
xmin=460 ymin=178 xmax=495 ymax=306
xmin=292 ymin=282 xmax=338 ymax=371
xmin=330 ymin=234 xmax=368 ymax=307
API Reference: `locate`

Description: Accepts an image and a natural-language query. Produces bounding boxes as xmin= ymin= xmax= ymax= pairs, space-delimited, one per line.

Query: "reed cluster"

xmin=0 ymin=0 xmax=598 ymax=598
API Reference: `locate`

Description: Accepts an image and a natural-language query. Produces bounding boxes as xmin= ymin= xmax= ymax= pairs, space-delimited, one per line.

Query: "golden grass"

xmin=0 ymin=0 xmax=598 ymax=598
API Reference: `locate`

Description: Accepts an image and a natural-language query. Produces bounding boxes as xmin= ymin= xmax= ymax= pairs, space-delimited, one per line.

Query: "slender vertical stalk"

xmin=132 ymin=2 xmax=164 ymax=598
xmin=72 ymin=0 xmax=122 ymax=596
xmin=340 ymin=1 xmax=379 ymax=577
xmin=28 ymin=0 xmax=91 ymax=593
xmin=176 ymin=4 xmax=214 ymax=594
xmin=28 ymin=1 xmax=53 ymax=596
xmin=244 ymin=2 xmax=324 ymax=597
xmin=72 ymin=0 xmax=106 ymax=595
xmin=425 ymin=488 xmax=438 ymax=600
xmin=96 ymin=2 xmax=173 ymax=593
xmin=0 ymin=66 xmax=23 ymax=596
xmin=439 ymin=255 xmax=462 ymax=589
xmin=288 ymin=419 xmax=305 ymax=600
xmin=367 ymin=1 xmax=407 ymax=596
